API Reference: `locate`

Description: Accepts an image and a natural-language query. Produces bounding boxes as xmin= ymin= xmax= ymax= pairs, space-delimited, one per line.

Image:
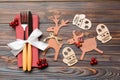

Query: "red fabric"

xmin=15 ymin=14 xmax=39 ymax=67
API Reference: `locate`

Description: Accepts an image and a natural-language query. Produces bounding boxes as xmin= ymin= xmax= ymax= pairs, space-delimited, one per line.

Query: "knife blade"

xmin=27 ymin=11 xmax=33 ymax=71
xmin=28 ymin=11 xmax=33 ymax=35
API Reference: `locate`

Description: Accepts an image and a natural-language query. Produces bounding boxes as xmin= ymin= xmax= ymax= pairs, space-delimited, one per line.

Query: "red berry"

xmin=77 ymin=42 xmax=80 ymax=45
xmin=93 ymin=60 xmax=97 ymax=64
xmin=90 ymin=61 xmax=94 ymax=65
xmin=15 ymin=22 xmax=18 ymax=26
xmin=38 ymin=65 xmax=42 ymax=69
xmin=37 ymin=61 xmax=40 ymax=65
xmin=39 ymin=59 xmax=42 ymax=63
xmin=14 ymin=18 xmax=18 ymax=22
xmin=9 ymin=22 xmax=14 ymax=26
xmin=91 ymin=57 xmax=96 ymax=61
xmin=45 ymin=63 xmax=48 ymax=67
xmin=43 ymin=58 xmax=46 ymax=62
xmin=9 ymin=22 xmax=12 ymax=26
xmin=42 ymin=64 xmax=45 ymax=67
xmin=74 ymin=42 xmax=77 ymax=45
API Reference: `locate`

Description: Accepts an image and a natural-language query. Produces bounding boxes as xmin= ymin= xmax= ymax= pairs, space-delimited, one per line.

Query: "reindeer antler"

xmin=72 ymin=30 xmax=84 ymax=43
xmin=48 ymin=15 xmax=60 ymax=27
xmin=59 ymin=19 xmax=69 ymax=28
xmin=47 ymin=15 xmax=69 ymax=35
xmin=73 ymin=30 xmax=84 ymax=38
xmin=72 ymin=30 xmax=76 ymax=37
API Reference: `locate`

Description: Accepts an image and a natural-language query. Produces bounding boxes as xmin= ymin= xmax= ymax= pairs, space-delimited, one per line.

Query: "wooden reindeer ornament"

xmin=43 ymin=15 xmax=69 ymax=61
xmin=67 ymin=31 xmax=103 ymax=60
xmin=47 ymin=15 xmax=69 ymax=35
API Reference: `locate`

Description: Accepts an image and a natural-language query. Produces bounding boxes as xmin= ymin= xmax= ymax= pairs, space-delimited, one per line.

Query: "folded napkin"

xmin=14 ymin=14 xmax=39 ymax=67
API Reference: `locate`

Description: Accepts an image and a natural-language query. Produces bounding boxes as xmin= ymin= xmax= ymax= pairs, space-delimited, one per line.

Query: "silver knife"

xmin=27 ymin=11 xmax=33 ymax=71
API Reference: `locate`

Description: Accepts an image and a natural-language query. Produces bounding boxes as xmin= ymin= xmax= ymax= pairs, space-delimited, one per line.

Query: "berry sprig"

xmin=9 ymin=18 xmax=19 ymax=29
xmin=37 ymin=58 xmax=48 ymax=69
xmin=74 ymin=37 xmax=84 ymax=48
xmin=90 ymin=57 xmax=98 ymax=65
xmin=74 ymin=42 xmax=82 ymax=48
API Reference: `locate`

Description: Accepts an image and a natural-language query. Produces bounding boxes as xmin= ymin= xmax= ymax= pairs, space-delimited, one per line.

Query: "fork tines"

xmin=20 ymin=11 xmax=28 ymax=24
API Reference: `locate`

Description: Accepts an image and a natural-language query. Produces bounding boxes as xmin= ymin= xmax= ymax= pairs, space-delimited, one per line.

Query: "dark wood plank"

xmin=0 ymin=51 xmax=120 ymax=79
xmin=0 ymin=0 xmax=120 ymax=2
xmin=0 ymin=58 xmax=119 ymax=80
xmin=0 ymin=2 xmax=120 ymax=24
xmin=0 ymin=0 xmax=120 ymax=80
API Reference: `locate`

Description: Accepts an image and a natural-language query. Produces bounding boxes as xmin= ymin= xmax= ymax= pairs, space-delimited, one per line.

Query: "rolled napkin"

xmin=9 ymin=14 xmax=45 ymax=67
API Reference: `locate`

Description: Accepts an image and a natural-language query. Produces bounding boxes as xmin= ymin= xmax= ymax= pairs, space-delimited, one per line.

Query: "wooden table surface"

xmin=0 ymin=0 xmax=120 ymax=80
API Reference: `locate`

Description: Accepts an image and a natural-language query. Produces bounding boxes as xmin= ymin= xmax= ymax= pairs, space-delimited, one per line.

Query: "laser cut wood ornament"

xmin=62 ymin=47 xmax=78 ymax=66
xmin=96 ymin=24 xmax=112 ymax=43
xmin=43 ymin=15 xmax=69 ymax=61
xmin=67 ymin=31 xmax=103 ymax=60
xmin=73 ymin=14 xmax=92 ymax=30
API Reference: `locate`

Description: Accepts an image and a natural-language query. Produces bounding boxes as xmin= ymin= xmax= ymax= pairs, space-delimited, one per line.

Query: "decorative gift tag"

xmin=96 ymin=24 xmax=112 ymax=43
xmin=62 ymin=47 xmax=78 ymax=66
xmin=73 ymin=14 xmax=92 ymax=30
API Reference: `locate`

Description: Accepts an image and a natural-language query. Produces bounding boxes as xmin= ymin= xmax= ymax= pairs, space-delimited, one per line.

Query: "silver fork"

xmin=20 ymin=12 xmax=28 ymax=71
xmin=20 ymin=12 xmax=28 ymax=40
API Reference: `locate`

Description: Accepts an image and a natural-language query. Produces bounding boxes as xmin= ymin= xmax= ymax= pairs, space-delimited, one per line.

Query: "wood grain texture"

xmin=0 ymin=0 xmax=120 ymax=80
xmin=0 ymin=0 xmax=120 ymax=2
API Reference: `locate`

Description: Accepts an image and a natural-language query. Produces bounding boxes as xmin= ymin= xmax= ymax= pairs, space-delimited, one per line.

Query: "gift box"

xmin=14 ymin=14 xmax=39 ymax=67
